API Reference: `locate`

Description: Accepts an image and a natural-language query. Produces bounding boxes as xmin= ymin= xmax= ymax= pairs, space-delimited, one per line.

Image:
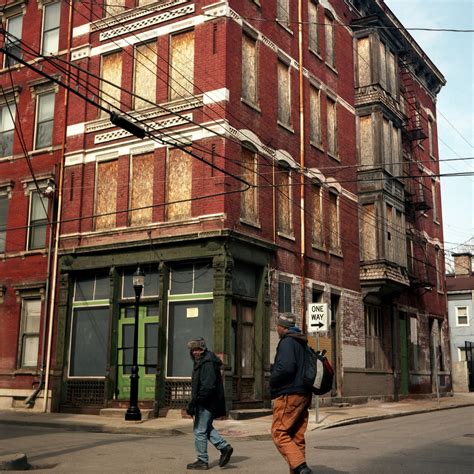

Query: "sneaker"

xmin=294 ymin=463 xmax=312 ymax=474
xmin=219 ymin=445 xmax=233 ymax=467
xmin=186 ymin=459 xmax=209 ymax=470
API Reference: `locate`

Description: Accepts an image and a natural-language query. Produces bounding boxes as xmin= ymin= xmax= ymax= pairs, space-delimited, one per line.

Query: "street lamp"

xmin=125 ymin=266 xmax=145 ymax=421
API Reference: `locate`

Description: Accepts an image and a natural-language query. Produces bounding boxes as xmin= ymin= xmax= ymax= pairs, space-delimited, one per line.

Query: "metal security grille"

xmin=65 ymin=380 xmax=106 ymax=406
xmin=165 ymin=380 xmax=191 ymax=408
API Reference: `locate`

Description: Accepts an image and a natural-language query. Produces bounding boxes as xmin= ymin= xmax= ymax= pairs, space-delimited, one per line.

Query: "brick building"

xmin=0 ymin=0 xmax=449 ymax=413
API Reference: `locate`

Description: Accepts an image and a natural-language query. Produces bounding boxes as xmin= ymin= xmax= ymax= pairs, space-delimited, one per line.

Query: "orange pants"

xmin=271 ymin=393 xmax=312 ymax=471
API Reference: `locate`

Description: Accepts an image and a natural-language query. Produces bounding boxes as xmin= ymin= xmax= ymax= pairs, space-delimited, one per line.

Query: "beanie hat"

xmin=276 ymin=313 xmax=296 ymax=329
xmin=187 ymin=337 xmax=207 ymax=351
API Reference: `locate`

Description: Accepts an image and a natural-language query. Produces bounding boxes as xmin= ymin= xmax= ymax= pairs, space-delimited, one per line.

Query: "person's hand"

xmin=186 ymin=400 xmax=196 ymax=416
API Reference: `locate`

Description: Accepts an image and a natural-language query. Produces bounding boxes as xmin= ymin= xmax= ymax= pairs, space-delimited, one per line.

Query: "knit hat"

xmin=276 ymin=313 xmax=296 ymax=329
xmin=187 ymin=337 xmax=207 ymax=351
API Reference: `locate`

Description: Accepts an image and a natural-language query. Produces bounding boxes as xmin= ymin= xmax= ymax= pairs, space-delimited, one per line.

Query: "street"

xmin=0 ymin=407 xmax=473 ymax=473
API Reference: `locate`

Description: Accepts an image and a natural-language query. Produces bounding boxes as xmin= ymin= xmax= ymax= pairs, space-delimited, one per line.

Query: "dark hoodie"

xmin=270 ymin=327 xmax=310 ymax=399
xmin=190 ymin=349 xmax=226 ymax=418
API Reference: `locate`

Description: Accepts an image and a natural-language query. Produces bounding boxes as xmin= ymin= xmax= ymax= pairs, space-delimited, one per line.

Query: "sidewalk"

xmin=0 ymin=393 xmax=473 ymax=441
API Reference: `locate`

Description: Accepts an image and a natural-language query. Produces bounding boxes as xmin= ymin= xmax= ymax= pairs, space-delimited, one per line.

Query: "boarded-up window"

xmin=361 ymin=203 xmax=377 ymax=260
xmin=278 ymin=61 xmax=291 ymax=126
xmin=386 ymin=203 xmax=394 ymax=262
xmin=327 ymin=98 xmax=337 ymax=156
xmin=324 ymin=15 xmax=335 ymax=67
xmin=357 ymin=37 xmax=371 ymax=87
xmin=308 ymin=2 xmax=319 ymax=53
xmin=241 ymin=147 xmax=258 ymax=223
xmin=100 ymin=52 xmax=122 ymax=117
xmin=359 ymin=115 xmax=373 ymax=166
xmin=382 ymin=117 xmax=391 ymax=173
xmin=310 ymin=86 xmax=321 ymax=146
xmin=278 ymin=168 xmax=292 ymax=235
xmin=134 ymin=42 xmax=157 ymax=110
xmin=138 ymin=0 xmax=155 ymax=5
xmin=130 ymin=153 xmax=154 ymax=226
xmin=95 ymin=160 xmax=117 ymax=230
xmin=166 ymin=148 xmax=192 ymax=221
xmin=242 ymin=34 xmax=258 ymax=105
xmin=432 ymin=181 xmax=438 ymax=222
xmin=387 ymin=49 xmax=396 ymax=96
xmin=428 ymin=119 xmax=434 ymax=156
xmin=105 ymin=0 xmax=125 ymax=17
xmin=312 ymin=184 xmax=323 ymax=246
xmin=169 ymin=30 xmax=194 ymax=101
xmin=328 ymin=192 xmax=339 ymax=250
xmin=277 ymin=0 xmax=290 ymax=28
xmin=379 ymin=41 xmax=387 ymax=89
xmin=391 ymin=125 xmax=400 ymax=175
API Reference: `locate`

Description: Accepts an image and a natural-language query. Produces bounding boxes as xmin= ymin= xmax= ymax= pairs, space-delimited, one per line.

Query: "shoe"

xmin=186 ymin=459 xmax=209 ymax=470
xmin=294 ymin=463 xmax=312 ymax=474
xmin=219 ymin=444 xmax=233 ymax=467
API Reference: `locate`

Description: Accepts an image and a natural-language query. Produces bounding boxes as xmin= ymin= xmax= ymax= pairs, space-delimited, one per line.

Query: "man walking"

xmin=270 ymin=313 xmax=313 ymax=474
xmin=186 ymin=337 xmax=233 ymax=470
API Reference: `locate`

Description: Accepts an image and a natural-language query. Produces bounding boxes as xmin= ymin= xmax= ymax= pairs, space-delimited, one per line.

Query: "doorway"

xmin=117 ymin=305 xmax=159 ymax=401
xmin=231 ymin=301 xmax=256 ymax=403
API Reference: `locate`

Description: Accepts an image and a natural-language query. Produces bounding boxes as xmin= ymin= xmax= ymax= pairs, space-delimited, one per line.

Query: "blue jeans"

xmin=193 ymin=406 xmax=229 ymax=463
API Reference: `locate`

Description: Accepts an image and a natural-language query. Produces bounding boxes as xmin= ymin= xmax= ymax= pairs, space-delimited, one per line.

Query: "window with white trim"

xmin=35 ymin=92 xmax=55 ymax=149
xmin=0 ymin=192 xmax=8 ymax=253
xmin=42 ymin=2 xmax=60 ymax=56
xmin=4 ymin=14 xmax=23 ymax=67
xmin=0 ymin=102 xmax=15 ymax=157
xmin=456 ymin=306 xmax=469 ymax=326
xmin=18 ymin=298 xmax=41 ymax=368
xmin=28 ymin=191 xmax=49 ymax=250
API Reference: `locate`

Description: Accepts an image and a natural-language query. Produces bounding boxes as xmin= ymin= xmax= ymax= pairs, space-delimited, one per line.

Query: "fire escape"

xmin=400 ymin=54 xmax=435 ymax=290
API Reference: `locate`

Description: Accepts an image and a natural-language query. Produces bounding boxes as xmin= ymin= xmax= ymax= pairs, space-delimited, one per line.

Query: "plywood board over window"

xmin=169 ymin=30 xmax=194 ymax=101
xmin=361 ymin=203 xmax=377 ymax=260
xmin=311 ymin=184 xmax=323 ymax=246
xmin=240 ymin=147 xmax=258 ymax=222
xmin=329 ymin=192 xmax=339 ymax=250
xmin=95 ymin=160 xmax=118 ymax=230
xmin=105 ymin=0 xmax=125 ymax=17
xmin=101 ymin=52 xmax=122 ymax=117
xmin=166 ymin=148 xmax=192 ymax=221
xmin=278 ymin=169 xmax=292 ymax=234
xmin=242 ymin=35 xmax=257 ymax=105
xmin=327 ymin=99 xmax=337 ymax=156
xmin=134 ymin=42 xmax=157 ymax=110
xmin=130 ymin=153 xmax=154 ymax=226
xmin=277 ymin=61 xmax=291 ymax=126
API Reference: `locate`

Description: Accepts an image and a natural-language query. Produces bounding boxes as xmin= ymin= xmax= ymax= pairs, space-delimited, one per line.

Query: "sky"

xmin=386 ymin=0 xmax=474 ymax=271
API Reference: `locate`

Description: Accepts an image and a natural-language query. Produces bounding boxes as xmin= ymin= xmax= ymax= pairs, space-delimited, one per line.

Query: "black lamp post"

xmin=125 ymin=266 xmax=145 ymax=421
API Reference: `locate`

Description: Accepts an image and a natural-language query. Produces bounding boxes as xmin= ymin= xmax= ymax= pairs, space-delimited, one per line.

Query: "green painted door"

xmin=399 ymin=313 xmax=409 ymax=395
xmin=117 ymin=305 xmax=159 ymax=400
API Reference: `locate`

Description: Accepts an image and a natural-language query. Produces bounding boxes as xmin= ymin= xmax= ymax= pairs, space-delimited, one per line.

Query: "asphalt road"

xmin=0 ymin=406 xmax=473 ymax=473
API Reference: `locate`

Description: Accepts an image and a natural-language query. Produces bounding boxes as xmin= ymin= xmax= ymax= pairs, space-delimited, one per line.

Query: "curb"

xmin=312 ymin=402 xmax=474 ymax=430
xmin=0 ymin=453 xmax=29 ymax=471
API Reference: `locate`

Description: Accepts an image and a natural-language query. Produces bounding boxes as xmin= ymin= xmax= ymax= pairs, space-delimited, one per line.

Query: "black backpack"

xmin=303 ymin=346 xmax=334 ymax=396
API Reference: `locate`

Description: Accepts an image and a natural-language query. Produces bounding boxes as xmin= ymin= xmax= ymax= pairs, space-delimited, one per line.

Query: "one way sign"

xmin=307 ymin=303 xmax=328 ymax=333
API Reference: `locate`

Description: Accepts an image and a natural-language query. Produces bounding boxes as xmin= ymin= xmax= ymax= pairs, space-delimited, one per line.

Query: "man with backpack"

xmin=270 ymin=313 xmax=313 ymax=474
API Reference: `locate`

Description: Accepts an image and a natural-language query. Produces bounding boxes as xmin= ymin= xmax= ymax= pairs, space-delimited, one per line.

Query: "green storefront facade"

xmin=52 ymin=231 xmax=275 ymax=414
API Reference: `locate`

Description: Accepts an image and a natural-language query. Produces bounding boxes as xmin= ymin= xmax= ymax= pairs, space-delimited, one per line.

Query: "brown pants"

xmin=271 ymin=393 xmax=312 ymax=471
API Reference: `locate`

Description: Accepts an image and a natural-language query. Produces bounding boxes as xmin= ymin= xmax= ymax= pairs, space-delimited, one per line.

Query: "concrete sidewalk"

xmin=0 ymin=393 xmax=473 ymax=441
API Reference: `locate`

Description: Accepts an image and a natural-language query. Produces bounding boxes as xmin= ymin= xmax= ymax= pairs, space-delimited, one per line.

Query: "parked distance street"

xmin=1 ymin=407 xmax=472 ymax=473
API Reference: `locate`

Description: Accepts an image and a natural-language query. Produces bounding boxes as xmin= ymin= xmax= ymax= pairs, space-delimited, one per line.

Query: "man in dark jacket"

xmin=270 ymin=313 xmax=313 ymax=474
xmin=186 ymin=337 xmax=233 ymax=470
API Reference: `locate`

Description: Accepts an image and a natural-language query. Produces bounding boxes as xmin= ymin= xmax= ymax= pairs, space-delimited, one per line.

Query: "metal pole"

xmin=125 ymin=292 xmax=142 ymax=421
xmin=315 ymin=332 xmax=320 ymax=424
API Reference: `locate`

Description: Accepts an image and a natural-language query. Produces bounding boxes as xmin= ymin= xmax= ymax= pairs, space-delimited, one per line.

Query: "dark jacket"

xmin=189 ymin=350 xmax=226 ymax=418
xmin=270 ymin=328 xmax=310 ymax=399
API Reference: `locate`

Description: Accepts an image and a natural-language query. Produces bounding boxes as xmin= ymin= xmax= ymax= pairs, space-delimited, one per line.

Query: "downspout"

xmin=298 ymin=0 xmax=306 ymax=330
xmin=42 ymin=1 xmax=73 ymax=412
xmin=24 ymin=195 xmax=54 ymax=406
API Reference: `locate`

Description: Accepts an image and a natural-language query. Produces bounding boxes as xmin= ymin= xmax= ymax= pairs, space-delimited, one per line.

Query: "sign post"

xmin=307 ymin=303 xmax=328 ymax=424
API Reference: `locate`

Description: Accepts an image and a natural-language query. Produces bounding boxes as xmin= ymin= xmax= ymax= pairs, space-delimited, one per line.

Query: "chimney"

xmin=453 ymin=253 xmax=472 ymax=277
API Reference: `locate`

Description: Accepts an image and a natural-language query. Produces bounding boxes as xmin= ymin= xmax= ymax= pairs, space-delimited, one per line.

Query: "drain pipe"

xmin=42 ymin=1 xmax=73 ymax=412
xmin=24 ymin=200 xmax=55 ymax=407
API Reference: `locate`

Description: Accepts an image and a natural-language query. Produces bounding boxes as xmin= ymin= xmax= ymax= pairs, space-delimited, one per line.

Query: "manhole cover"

xmin=462 ymin=434 xmax=474 ymax=438
xmin=314 ymin=446 xmax=359 ymax=451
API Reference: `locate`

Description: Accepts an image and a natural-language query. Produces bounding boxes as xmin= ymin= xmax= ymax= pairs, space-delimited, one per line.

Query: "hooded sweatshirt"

xmin=270 ymin=326 xmax=310 ymax=399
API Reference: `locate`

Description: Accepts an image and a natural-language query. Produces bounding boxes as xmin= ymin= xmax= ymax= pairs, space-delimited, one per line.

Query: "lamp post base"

xmin=125 ymin=406 xmax=142 ymax=421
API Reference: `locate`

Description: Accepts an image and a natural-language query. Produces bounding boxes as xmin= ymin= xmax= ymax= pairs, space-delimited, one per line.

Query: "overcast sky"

xmin=386 ymin=0 xmax=474 ymax=270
